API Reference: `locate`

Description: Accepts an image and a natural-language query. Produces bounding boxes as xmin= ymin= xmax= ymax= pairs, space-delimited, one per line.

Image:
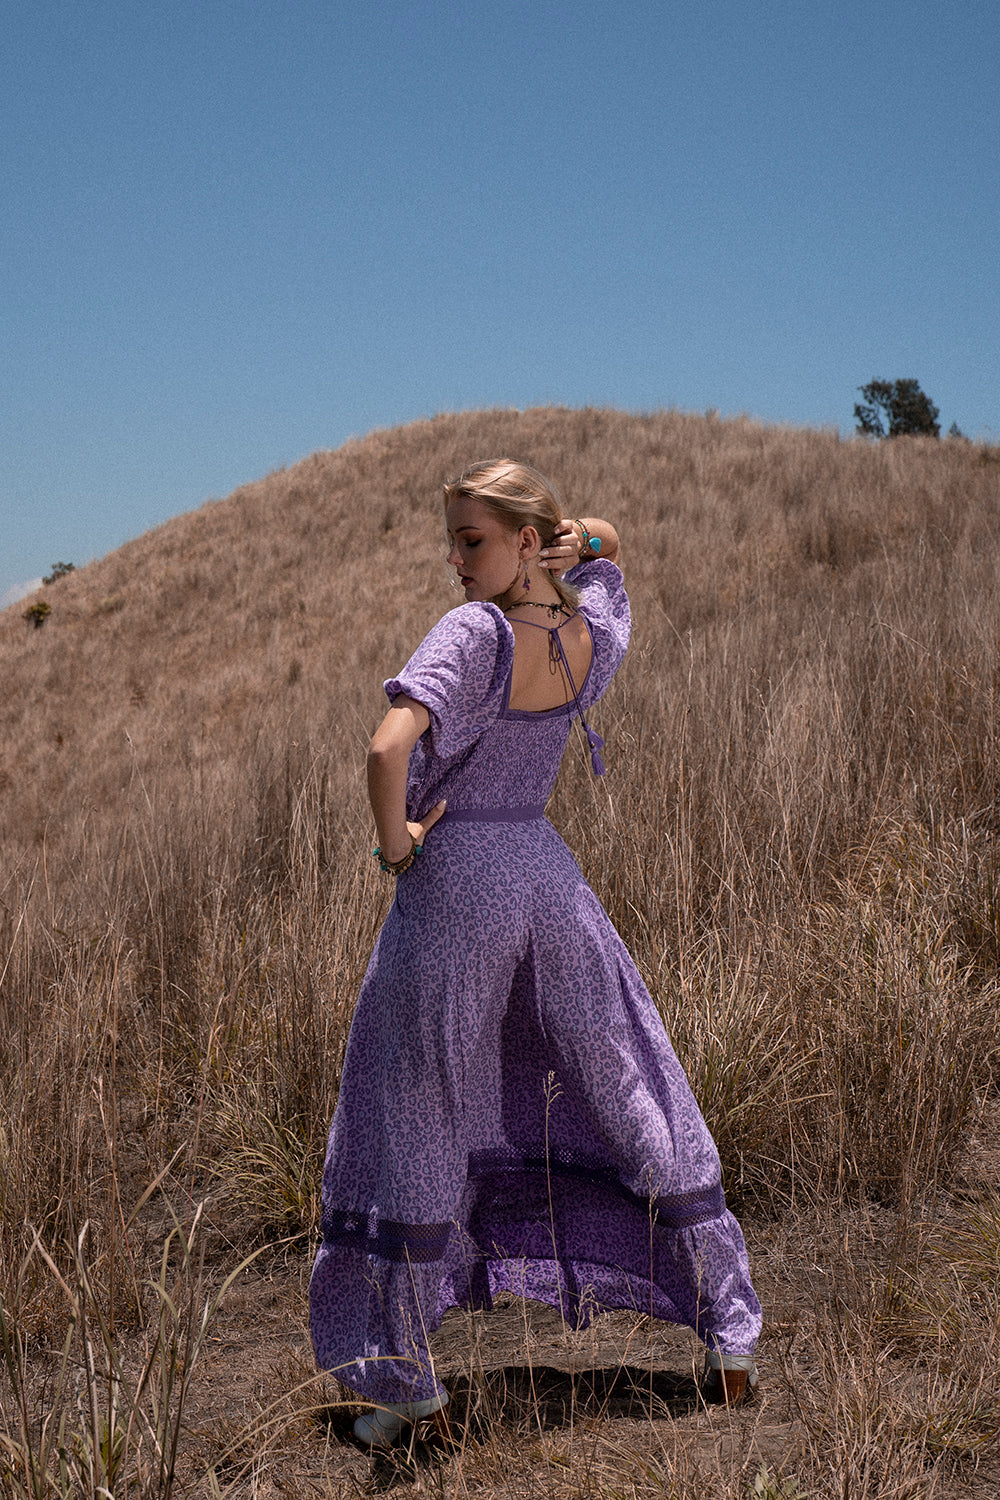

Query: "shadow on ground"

xmin=320 ymin=1360 xmax=699 ymax=1442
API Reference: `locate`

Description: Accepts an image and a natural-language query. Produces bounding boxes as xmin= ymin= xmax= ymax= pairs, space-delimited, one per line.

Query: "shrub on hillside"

xmin=22 ymin=599 xmax=51 ymax=628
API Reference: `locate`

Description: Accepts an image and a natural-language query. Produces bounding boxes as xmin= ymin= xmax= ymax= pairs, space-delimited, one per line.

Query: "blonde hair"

xmin=442 ymin=460 xmax=581 ymax=610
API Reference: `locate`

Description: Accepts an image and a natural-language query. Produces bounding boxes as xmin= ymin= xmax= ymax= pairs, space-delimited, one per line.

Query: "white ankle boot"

xmin=353 ymin=1392 xmax=449 ymax=1447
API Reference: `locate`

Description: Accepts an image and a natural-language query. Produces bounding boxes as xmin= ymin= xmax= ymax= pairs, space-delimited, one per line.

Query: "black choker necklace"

xmin=502 ymin=599 xmax=568 ymax=620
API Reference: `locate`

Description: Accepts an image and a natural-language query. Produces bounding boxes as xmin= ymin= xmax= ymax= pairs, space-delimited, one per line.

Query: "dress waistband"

xmin=441 ymin=805 xmax=546 ymax=824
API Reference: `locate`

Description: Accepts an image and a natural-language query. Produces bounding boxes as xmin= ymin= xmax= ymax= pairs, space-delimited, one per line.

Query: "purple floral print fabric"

xmin=309 ymin=562 xmax=761 ymax=1402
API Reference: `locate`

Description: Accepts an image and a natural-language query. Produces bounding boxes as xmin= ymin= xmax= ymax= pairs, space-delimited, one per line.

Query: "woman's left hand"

xmin=539 ymin=519 xmax=581 ymax=573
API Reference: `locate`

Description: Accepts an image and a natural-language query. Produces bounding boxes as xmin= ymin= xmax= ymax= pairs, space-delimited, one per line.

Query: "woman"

xmin=309 ymin=461 xmax=761 ymax=1446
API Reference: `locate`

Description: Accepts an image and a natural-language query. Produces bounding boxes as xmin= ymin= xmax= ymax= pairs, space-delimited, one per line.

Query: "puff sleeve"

xmin=384 ymin=603 xmax=513 ymax=761
xmin=563 ymin=559 xmax=631 ymax=706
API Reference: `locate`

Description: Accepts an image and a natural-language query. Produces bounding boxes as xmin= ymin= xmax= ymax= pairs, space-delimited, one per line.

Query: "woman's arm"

xmin=573 ymin=516 xmax=621 ymax=565
xmin=367 ymin=696 xmax=446 ymax=864
xmin=539 ymin=517 xmax=622 ymax=573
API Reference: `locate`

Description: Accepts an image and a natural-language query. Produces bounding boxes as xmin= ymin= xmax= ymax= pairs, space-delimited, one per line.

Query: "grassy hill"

xmin=3 ymin=407 xmax=1000 ymax=1497
xmin=5 ymin=405 xmax=998 ymax=865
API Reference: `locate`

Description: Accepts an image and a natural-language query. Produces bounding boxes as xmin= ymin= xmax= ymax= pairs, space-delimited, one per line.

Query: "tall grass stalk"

xmin=0 ymin=1201 xmax=263 ymax=1500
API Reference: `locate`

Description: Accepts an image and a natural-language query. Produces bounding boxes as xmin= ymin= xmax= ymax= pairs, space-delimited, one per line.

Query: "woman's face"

xmin=444 ymin=496 xmax=522 ymax=602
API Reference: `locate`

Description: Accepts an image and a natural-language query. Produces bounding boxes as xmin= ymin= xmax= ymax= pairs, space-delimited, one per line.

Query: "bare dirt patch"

xmin=154 ymin=1191 xmax=1000 ymax=1498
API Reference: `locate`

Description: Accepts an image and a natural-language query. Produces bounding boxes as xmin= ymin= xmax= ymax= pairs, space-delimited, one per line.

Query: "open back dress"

xmin=309 ymin=560 xmax=761 ymax=1402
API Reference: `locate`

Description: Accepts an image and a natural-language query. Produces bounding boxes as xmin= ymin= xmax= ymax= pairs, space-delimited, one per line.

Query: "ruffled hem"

xmin=310 ymin=1172 xmax=760 ymax=1402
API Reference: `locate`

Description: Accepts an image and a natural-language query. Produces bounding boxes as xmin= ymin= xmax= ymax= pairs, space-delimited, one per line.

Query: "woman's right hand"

xmin=378 ymin=800 xmax=447 ymax=865
xmin=406 ymin=800 xmax=447 ymax=850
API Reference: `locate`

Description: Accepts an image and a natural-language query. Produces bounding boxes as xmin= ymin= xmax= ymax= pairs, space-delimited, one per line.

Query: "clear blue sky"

xmin=3 ymin=0 xmax=998 ymax=603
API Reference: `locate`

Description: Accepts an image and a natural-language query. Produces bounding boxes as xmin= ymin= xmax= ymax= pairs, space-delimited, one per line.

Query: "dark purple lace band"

xmin=320 ymin=1209 xmax=453 ymax=1262
xmin=468 ymin=1148 xmax=728 ymax=1230
xmin=441 ymin=806 xmax=546 ymax=824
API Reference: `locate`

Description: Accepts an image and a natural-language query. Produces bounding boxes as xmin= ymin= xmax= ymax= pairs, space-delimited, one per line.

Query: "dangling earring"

xmin=522 ymin=563 xmax=530 ymax=593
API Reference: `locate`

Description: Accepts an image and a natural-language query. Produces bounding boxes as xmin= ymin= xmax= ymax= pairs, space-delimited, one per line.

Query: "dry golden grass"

xmin=2 ymin=406 xmax=1000 ymax=1496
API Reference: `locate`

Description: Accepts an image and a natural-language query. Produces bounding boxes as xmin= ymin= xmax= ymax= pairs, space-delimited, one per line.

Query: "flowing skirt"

xmin=309 ymin=816 xmax=760 ymax=1402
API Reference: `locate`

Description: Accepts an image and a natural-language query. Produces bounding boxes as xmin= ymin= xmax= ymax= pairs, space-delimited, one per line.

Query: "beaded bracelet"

xmin=373 ymin=837 xmax=423 ymax=875
xmin=575 ymin=519 xmax=602 ymax=559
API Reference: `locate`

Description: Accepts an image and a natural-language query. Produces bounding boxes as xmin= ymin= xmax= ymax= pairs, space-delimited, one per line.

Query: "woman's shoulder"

xmin=386 ymin=601 xmax=512 ymax=751
xmin=441 ymin=599 xmax=507 ymax=630
xmin=388 ymin=602 xmax=511 ymax=697
xmin=418 ymin=601 xmax=510 ymax=655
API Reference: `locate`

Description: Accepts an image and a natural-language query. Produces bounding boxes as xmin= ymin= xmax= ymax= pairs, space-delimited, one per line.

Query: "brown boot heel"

xmin=702 ymin=1356 xmax=758 ymax=1406
xmin=717 ymin=1368 xmax=749 ymax=1404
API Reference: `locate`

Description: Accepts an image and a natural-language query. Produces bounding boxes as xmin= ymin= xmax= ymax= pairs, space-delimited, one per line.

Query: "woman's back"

xmin=385 ymin=562 xmax=629 ymax=818
xmin=506 ymin=611 xmax=593 ymax=712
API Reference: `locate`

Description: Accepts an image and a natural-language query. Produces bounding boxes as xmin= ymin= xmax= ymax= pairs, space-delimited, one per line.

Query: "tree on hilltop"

xmin=854 ymin=379 xmax=940 ymax=439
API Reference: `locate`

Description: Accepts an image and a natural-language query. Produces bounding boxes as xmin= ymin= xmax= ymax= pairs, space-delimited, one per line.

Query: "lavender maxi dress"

xmin=310 ymin=561 xmax=761 ymax=1402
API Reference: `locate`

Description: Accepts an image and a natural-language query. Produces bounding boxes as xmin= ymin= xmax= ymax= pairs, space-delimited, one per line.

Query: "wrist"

xmin=378 ymin=832 xmax=412 ymax=864
xmin=575 ymin=519 xmax=602 ymax=560
xmin=373 ymin=834 xmax=421 ymax=875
